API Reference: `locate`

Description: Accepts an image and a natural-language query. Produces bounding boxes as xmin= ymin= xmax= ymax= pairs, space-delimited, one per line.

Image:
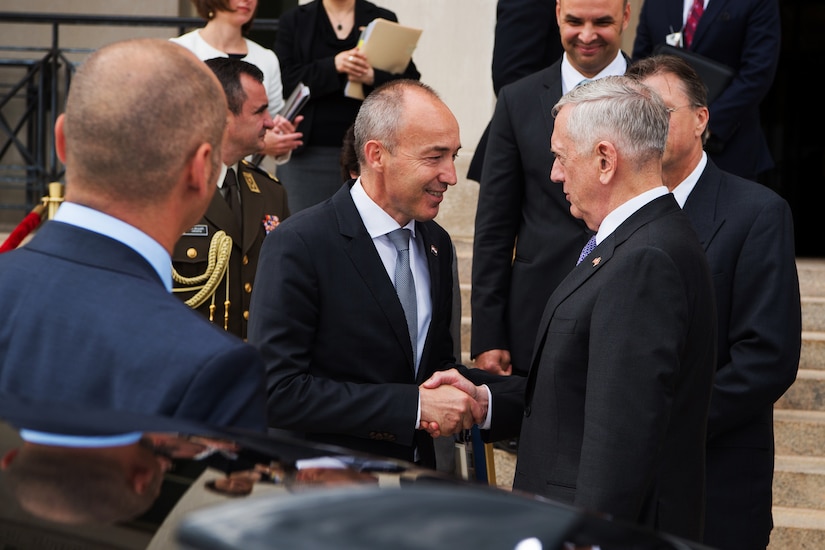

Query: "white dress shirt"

xmin=561 ymin=51 xmax=628 ymax=95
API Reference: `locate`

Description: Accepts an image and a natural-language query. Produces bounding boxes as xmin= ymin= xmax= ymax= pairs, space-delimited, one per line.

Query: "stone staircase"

xmin=454 ymin=235 xmax=825 ymax=548
xmin=771 ymin=258 xmax=825 ymax=549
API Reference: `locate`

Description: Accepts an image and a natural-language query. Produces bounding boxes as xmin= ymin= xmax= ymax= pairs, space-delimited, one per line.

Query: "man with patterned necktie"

xmin=425 ymin=76 xmax=717 ymax=542
xmin=248 ymin=80 xmax=497 ymax=469
xmin=633 ymin=0 xmax=780 ymax=182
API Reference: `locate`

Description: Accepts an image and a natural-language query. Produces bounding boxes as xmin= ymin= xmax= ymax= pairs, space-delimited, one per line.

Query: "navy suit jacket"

xmin=633 ymin=0 xmax=780 ymax=180
xmin=0 ymin=221 xmax=267 ymax=431
xmin=492 ymin=195 xmax=717 ymax=542
xmin=683 ymin=160 xmax=801 ymax=548
xmin=248 ymin=183 xmax=459 ymax=467
xmin=470 ymin=59 xmax=591 ymax=375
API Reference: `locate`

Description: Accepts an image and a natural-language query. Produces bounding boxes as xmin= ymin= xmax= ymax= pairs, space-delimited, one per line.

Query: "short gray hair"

xmin=352 ymin=79 xmax=439 ymax=165
xmin=553 ymin=76 xmax=669 ymax=166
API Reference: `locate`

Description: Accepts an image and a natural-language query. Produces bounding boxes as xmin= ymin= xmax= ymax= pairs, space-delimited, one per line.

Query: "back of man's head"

xmin=553 ymin=75 xmax=668 ymax=167
xmin=204 ymin=57 xmax=265 ymax=115
xmin=3 ymin=444 xmax=159 ymax=525
xmin=62 ymin=39 xmax=226 ymax=207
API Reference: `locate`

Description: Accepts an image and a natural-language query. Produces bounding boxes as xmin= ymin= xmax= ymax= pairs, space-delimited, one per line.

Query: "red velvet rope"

xmin=0 ymin=211 xmax=44 ymax=253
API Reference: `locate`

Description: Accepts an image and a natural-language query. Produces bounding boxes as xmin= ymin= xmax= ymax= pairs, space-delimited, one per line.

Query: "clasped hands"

xmin=418 ymin=369 xmax=488 ymax=438
xmin=262 ymin=114 xmax=303 ymax=158
xmin=335 ymin=48 xmax=375 ymax=86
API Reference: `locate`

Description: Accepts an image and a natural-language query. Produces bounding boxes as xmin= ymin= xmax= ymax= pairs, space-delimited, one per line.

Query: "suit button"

xmin=244 ymin=282 xmax=252 ymax=293
xmin=186 ymin=248 xmax=197 ymax=259
xmin=243 ymin=310 xmax=249 ymax=320
xmin=243 ymin=255 xmax=249 ymax=265
xmin=524 ymin=405 xmax=531 ymax=417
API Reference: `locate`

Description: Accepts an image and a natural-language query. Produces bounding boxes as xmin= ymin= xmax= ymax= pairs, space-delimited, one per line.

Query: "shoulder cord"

xmin=171 ymin=230 xmax=233 ymax=311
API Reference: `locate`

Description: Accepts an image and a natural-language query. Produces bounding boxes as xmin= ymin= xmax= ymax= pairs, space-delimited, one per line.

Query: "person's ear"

xmin=596 ymin=141 xmax=617 ymax=183
xmin=363 ymin=140 xmax=385 ymax=173
xmin=54 ymin=114 xmax=67 ymax=163
xmin=695 ymin=106 xmax=710 ymax=138
xmin=186 ymin=142 xmax=217 ymax=197
xmin=130 ymin=465 xmax=157 ymax=495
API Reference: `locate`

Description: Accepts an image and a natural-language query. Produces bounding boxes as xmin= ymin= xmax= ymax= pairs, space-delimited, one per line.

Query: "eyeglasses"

xmin=666 ymin=105 xmax=694 ymax=114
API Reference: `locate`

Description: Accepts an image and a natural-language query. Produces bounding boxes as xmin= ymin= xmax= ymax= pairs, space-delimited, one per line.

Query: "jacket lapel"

xmin=682 ymin=160 xmax=725 ymax=251
xmin=238 ymin=163 xmax=265 ymax=254
xmin=333 ymin=186 xmax=417 ymax=372
xmin=690 ymin=0 xmax=730 ymax=50
xmin=524 ymin=195 xmax=681 ymax=405
xmin=415 ymin=221 xmax=442 ymax=382
xmin=539 ymin=60 xmax=564 ymax=139
xmin=203 ymin=191 xmax=241 ymax=247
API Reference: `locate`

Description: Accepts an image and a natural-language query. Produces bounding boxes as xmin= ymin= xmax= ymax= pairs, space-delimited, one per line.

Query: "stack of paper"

xmin=344 ymin=18 xmax=422 ymax=100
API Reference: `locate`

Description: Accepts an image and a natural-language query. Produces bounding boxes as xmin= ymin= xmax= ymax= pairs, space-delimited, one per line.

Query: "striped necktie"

xmin=684 ymin=0 xmax=704 ymax=47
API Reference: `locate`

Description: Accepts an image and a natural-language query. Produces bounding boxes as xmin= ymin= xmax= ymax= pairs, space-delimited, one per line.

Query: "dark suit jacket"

xmin=274 ymin=0 xmax=420 ymax=152
xmin=173 ymin=161 xmax=290 ymax=339
xmin=248 ymin=183 xmax=458 ymax=468
xmin=0 ymin=221 xmax=267 ymax=431
xmin=466 ymin=0 xmax=562 ymax=182
xmin=470 ymin=59 xmax=591 ymax=375
xmin=683 ymin=160 xmax=801 ymax=549
xmin=632 ymin=0 xmax=780 ymax=180
xmin=492 ymin=194 xmax=717 ymax=542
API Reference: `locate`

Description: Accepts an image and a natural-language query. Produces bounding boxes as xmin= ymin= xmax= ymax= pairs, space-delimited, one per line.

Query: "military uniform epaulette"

xmin=240 ymin=159 xmax=281 ymax=184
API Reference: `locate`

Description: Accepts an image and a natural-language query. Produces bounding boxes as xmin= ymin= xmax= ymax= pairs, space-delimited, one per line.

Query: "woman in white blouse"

xmin=171 ymin=0 xmax=303 ymax=161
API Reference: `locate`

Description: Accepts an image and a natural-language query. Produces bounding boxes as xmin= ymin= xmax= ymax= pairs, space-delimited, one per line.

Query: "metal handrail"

xmin=0 ymin=12 xmax=278 ymax=32
xmin=0 ymin=12 xmax=278 ymax=215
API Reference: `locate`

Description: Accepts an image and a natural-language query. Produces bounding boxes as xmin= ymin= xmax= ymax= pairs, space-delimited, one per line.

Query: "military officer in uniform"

xmin=173 ymin=57 xmax=290 ymax=339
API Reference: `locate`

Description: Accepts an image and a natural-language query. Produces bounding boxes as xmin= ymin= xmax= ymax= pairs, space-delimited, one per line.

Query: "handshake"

xmin=418 ymin=368 xmax=489 ymax=438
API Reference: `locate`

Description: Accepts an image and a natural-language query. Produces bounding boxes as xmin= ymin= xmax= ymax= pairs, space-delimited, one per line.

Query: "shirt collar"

xmin=350 ymin=178 xmax=416 ymax=238
xmin=53 ymin=202 xmax=172 ymax=291
xmin=595 ymin=186 xmax=670 ymax=243
xmin=561 ymin=51 xmax=627 ymax=94
xmin=217 ymin=163 xmax=237 ymax=190
xmin=671 ymin=151 xmax=707 ymax=208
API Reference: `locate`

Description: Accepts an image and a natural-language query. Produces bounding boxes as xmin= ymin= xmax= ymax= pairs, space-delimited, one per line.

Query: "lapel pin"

xmin=430 ymin=244 xmax=438 ymax=256
xmin=592 ymin=257 xmax=601 ymax=266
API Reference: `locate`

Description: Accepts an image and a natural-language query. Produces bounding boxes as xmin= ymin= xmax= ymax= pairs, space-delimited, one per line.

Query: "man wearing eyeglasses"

xmin=627 ymin=54 xmax=801 ymax=550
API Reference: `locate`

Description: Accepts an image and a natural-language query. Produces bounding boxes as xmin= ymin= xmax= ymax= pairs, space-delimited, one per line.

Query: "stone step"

xmin=797 ymin=258 xmax=825 ymax=297
xmin=770 ymin=506 xmax=825 ymax=549
xmin=776 ymin=369 xmax=825 ymax=412
xmin=774 ymin=455 xmax=825 ymax=510
xmin=801 ymin=332 xmax=825 ymax=371
xmin=803 ymin=297 xmax=825 ymax=333
xmin=775 ymin=409 xmax=825 ymax=457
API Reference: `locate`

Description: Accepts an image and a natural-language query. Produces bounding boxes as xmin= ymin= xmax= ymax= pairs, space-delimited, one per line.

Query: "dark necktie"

xmin=223 ymin=167 xmax=242 ymax=229
xmin=684 ymin=0 xmax=704 ymax=47
xmin=387 ymin=228 xmax=418 ymax=367
xmin=577 ymin=235 xmax=597 ymax=266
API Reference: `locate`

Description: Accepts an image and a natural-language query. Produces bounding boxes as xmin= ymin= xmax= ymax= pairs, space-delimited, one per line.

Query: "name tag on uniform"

xmin=182 ymin=224 xmax=209 ymax=237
